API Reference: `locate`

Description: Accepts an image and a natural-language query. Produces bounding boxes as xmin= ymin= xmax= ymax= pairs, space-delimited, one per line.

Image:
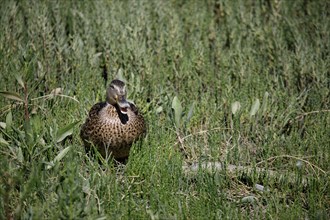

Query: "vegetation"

xmin=0 ymin=0 xmax=329 ymax=219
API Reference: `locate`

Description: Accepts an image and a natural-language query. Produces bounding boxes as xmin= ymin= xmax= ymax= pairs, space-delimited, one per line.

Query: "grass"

xmin=0 ymin=0 xmax=329 ymax=219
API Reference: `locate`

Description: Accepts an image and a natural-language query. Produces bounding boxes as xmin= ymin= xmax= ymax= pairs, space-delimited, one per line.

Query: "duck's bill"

xmin=117 ymin=99 xmax=130 ymax=114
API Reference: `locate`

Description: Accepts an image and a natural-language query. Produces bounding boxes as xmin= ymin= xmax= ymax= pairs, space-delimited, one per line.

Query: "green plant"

xmin=0 ymin=0 xmax=329 ymax=219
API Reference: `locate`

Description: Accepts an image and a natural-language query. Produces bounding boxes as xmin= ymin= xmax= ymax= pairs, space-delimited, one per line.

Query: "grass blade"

xmin=5 ymin=111 xmax=12 ymax=131
xmin=46 ymin=146 xmax=71 ymax=169
xmin=53 ymin=146 xmax=71 ymax=163
xmin=0 ymin=137 xmax=9 ymax=146
xmin=56 ymin=121 xmax=79 ymax=143
xmin=0 ymin=91 xmax=24 ymax=102
xmin=0 ymin=122 xmax=6 ymax=129
xmin=186 ymin=101 xmax=195 ymax=124
xmin=261 ymin=92 xmax=269 ymax=114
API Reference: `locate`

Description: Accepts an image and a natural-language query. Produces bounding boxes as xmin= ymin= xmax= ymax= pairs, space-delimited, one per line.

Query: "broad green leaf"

xmin=15 ymin=74 xmax=25 ymax=88
xmin=261 ymin=92 xmax=269 ymax=114
xmin=17 ymin=147 xmax=24 ymax=163
xmin=136 ymin=76 xmax=141 ymax=92
xmin=296 ymin=160 xmax=303 ymax=168
xmin=156 ymin=106 xmax=163 ymax=114
xmin=231 ymin=101 xmax=241 ymax=115
xmin=46 ymin=146 xmax=71 ymax=169
xmin=255 ymin=184 xmax=265 ymax=192
xmin=186 ymin=102 xmax=195 ymax=123
xmin=250 ymin=98 xmax=260 ymax=117
xmin=116 ymin=68 xmax=125 ymax=82
xmin=53 ymin=146 xmax=71 ymax=162
xmin=56 ymin=121 xmax=79 ymax=143
xmin=241 ymin=195 xmax=257 ymax=203
xmin=172 ymin=96 xmax=183 ymax=128
xmin=0 ymin=137 xmax=9 ymax=146
xmin=6 ymin=111 xmax=12 ymax=131
xmin=0 ymin=122 xmax=6 ymax=129
xmin=93 ymin=52 xmax=103 ymax=58
xmin=37 ymin=61 xmax=45 ymax=78
xmin=82 ymin=179 xmax=91 ymax=194
xmin=0 ymin=91 xmax=24 ymax=102
xmin=46 ymin=161 xmax=55 ymax=170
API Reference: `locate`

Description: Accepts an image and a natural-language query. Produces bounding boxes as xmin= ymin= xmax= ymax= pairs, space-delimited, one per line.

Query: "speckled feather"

xmin=80 ymin=101 xmax=146 ymax=159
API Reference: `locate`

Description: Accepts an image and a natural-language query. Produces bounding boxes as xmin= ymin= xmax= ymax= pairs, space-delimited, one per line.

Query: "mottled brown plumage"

xmin=80 ymin=79 xmax=146 ymax=160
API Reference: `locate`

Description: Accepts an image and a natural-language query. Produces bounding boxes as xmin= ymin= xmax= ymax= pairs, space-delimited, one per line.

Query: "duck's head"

xmin=106 ymin=79 xmax=130 ymax=114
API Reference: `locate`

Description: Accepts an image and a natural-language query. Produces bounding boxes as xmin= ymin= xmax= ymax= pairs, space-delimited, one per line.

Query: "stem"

xmin=24 ymin=82 xmax=29 ymax=121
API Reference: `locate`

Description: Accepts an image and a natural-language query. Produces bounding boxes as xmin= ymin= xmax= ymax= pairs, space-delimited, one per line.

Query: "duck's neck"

xmin=114 ymin=104 xmax=129 ymax=124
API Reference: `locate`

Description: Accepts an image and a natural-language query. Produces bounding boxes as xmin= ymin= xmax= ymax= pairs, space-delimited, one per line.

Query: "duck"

xmin=80 ymin=79 xmax=146 ymax=161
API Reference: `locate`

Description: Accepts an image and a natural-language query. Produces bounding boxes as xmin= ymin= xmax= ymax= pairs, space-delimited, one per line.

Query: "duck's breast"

xmin=98 ymin=103 xmax=145 ymax=145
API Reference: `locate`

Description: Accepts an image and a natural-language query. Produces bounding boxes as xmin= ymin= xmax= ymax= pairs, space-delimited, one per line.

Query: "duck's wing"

xmin=87 ymin=102 xmax=107 ymax=118
xmin=80 ymin=102 xmax=108 ymax=140
xmin=128 ymin=102 xmax=140 ymax=114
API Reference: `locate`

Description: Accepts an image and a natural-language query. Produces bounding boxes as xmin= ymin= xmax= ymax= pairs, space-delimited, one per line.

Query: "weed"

xmin=0 ymin=0 xmax=329 ymax=219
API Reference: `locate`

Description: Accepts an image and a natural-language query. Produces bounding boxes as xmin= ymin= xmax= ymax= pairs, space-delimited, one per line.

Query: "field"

xmin=0 ymin=0 xmax=329 ymax=219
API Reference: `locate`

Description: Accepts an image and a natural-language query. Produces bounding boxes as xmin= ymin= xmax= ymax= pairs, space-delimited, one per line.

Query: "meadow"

xmin=0 ymin=0 xmax=329 ymax=219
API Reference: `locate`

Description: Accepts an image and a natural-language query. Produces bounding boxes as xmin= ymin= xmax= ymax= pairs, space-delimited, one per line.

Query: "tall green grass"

xmin=0 ymin=0 xmax=329 ymax=219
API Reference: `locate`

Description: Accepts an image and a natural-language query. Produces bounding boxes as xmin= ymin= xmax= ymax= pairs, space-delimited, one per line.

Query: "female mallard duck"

xmin=80 ymin=79 xmax=146 ymax=160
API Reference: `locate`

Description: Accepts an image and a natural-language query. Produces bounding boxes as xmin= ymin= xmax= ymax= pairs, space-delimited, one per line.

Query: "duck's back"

xmin=80 ymin=102 xmax=146 ymax=159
